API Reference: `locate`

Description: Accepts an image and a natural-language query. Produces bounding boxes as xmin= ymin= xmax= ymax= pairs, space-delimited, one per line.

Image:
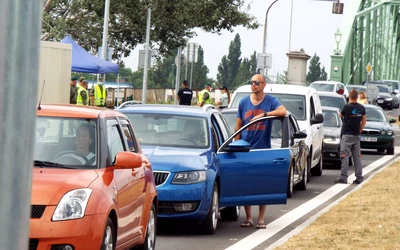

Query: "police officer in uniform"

xmin=198 ymin=82 xmax=212 ymax=107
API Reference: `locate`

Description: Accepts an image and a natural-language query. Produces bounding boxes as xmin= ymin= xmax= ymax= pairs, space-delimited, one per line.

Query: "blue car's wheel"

xmin=220 ymin=206 xmax=240 ymax=221
xmin=202 ymin=185 xmax=219 ymax=234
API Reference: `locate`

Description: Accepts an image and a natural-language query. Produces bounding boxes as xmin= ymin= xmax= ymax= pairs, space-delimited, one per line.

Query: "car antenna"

xmin=37 ymin=80 xmax=45 ymax=110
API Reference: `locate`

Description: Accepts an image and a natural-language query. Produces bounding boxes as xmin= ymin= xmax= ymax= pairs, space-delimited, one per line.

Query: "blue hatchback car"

xmin=118 ymin=104 xmax=305 ymax=234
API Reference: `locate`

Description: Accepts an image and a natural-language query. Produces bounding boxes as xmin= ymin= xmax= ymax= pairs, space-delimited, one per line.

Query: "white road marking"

xmin=224 ymin=147 xmax=400 ymax=250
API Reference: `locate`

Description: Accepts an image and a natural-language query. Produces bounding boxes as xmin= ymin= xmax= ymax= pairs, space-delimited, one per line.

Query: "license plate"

xmin=361 ymin=137 xmax=377 ymax=142
xmin=377 ymin=100 xmax=384 ymax=104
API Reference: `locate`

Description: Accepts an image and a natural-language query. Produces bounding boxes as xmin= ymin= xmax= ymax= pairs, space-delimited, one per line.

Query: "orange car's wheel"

xmin=136 ymin=204 xmax=157 ymax=250
xmin=101 ymin=218 xmax=115 ymax=250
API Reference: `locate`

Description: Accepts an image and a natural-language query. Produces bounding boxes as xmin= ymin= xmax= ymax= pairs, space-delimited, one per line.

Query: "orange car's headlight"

xmin=52 ymin=188 xmax=92 ymax=221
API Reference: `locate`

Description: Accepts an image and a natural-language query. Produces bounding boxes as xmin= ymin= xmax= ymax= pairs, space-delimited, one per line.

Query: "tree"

xmin=249 ymin=51 xmax=257 ymax=75
xmin=41 ymin=0 xmax=259 ymax=62
xmin=227 ymin=34 xmax=242 ymax=87
xmin=190 ymin=46 xmax=209 ymax=90
xmin=217 ymin=56 xmax=229 ymax=87
xmin=279 ymin=70 xmax=289 ymax=84
xmin=306 ymin=53 xmax=327 ymax=84
xmin=232 ymin=59 xmax=250 ymax=89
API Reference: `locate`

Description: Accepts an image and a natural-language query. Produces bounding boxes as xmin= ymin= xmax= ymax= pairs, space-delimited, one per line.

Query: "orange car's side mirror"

xmin=114 ymin=152 xmax=142 ymax=169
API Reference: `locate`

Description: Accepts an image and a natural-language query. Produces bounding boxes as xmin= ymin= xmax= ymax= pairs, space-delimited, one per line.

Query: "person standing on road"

xmin=93 ymin=77 xmax=107 ymax=107
xmin=335 ymin=89 xmax=366 ymax=184
xmin=177 ymin=80 xmax=193 ymax=105
xmin=217 ymin=86 xmax=230 ymax=109
xmin=235 ymin=74 xmax=287 ymax=229
xmin=70 ymin=76 xmax=78 ymax=104
xmin=357 ymin=91 xmax=368 ymax=104
xmin=198 ymin=82 xmax=212 ymax=107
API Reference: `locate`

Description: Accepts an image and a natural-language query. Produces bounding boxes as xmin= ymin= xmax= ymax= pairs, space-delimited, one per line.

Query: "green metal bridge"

xmin=330 ymin=0 xmax=400 ymax=85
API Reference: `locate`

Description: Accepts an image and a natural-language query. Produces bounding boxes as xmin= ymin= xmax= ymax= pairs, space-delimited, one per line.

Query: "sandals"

xmin=256 ymin=223 xmax=266 ymax=229
xmin=240 ymin=221 xmax=254 ymax=227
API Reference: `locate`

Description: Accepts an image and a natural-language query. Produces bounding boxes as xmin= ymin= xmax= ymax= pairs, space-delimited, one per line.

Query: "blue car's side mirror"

xmin=225 ymin=140 xmax=251 ymax=152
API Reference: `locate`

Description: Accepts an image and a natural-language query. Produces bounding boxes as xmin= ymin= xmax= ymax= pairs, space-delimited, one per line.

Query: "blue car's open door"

xmin=217 ymin=116 xmax=290 ymax=207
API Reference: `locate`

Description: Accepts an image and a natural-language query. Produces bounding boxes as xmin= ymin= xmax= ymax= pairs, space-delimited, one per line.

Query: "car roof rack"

xmin=202 ymin=104 xmax=215 ymax=113
xmin=115 ymin=100 xmax=142 ymax=110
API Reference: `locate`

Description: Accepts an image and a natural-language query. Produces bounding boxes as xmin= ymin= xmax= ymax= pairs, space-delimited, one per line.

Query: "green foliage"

xmin=190 ymin=46 xmax=209 ymax=90
xmin=41 ymin=0 xmax=259 ymax=62
xmin=227 ymin=34 xmax=242 ymax=87
xmin=217 ymin=56 xmax=229 ymax=87
xmin=306 ymin=53 xmax=328 ymax=84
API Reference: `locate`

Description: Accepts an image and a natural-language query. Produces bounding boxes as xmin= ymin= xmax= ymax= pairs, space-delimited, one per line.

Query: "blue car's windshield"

xmin=126 ymin=113 xmax=209 ymax=148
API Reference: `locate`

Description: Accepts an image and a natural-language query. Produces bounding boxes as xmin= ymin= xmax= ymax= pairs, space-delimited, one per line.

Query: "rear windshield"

xmin=319 ymin=95 xmax=346 ymax=110
xmin=309 ymin=83 xmax=334 ymax=92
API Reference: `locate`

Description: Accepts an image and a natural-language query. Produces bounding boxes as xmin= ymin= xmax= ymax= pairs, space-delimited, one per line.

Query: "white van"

xmin=229 ymin=84 xmax=325 ymax=177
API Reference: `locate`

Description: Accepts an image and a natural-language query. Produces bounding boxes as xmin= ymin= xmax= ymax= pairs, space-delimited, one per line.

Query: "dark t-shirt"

xmin=341 ymin=102 xmax=366 ymax=135
xmin=177 ymin=87 xmax=193 ymax=105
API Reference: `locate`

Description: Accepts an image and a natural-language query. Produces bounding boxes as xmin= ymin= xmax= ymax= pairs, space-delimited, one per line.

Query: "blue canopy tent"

xmin=61 ymin=35 xmax=119 ymax=74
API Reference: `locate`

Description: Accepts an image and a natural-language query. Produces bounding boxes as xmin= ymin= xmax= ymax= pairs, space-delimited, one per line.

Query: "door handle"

xmin=273 ymin=158 xmax=288 ymax=164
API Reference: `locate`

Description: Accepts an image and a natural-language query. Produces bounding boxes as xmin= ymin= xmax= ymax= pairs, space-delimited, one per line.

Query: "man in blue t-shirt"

xmin=235 ymin=74 xmax=287 ymax=229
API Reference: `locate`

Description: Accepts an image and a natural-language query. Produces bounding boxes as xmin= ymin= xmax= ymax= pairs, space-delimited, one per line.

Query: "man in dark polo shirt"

xmin=177 ymin=80 xmax=193 ymax=105
xmin=335 ymin=88 xmax=366 ymax=184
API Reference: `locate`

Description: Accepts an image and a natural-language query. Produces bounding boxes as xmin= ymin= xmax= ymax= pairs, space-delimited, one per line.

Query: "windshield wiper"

xmin=34 ymin=160 xmax=74 ymax=169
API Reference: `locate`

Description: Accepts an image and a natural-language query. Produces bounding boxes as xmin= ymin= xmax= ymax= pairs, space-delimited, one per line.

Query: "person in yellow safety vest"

xmin=76 ymin=80 xmax=89 ymax=106
xmin=198 ymin=82 xmax=212 ymax=107
xmin=94 ymin=77 xmax=107 ymax=107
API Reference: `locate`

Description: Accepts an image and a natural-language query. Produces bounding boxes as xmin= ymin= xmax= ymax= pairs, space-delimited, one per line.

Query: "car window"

xmin=230 ymin=92 xmax=249 ymax=108
xmin=106 ymin=119 xmax=125 ymax=164
xmin=270 ymin=94 xmax=306 ymax=121
xmin=213 ymin=113 xmax=231 ymax=140
xmin=322 ymin=110 xmax=340 ymax=127
xmin=120 ymin=120 xmax=137 ymax=152
xmin=310 ymin=96 xmax=316 ymax=120
xmin=309 ymin=83 xmax=334 ymax=92
xmin=126 ymin=113 xmax=209 ymax=148
xmin=377 ymin=85 xmax=390 ymax=93
xmin=319 ymin=96 xmax=346 ymax=111
xmin=34 ymin=117 xmax=97 ymax=168
xmin=221 ymin=111 xmax=237 ymax=134
xmin=365 ymin=107 xmax=386 ymax=122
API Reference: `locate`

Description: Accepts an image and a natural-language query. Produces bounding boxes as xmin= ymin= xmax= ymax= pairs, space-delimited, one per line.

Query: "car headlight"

xmin=52 ymin=188 xmax=92 ymax=221
xmin=386 ymin=98 xmax=393 ymax=101
xmin=172 ymin=171 xmax=206 ymax=184
xmin=323 ymin=138 xmax=340 ymax=144
xmin=387 ymin=130 xmax=394 ymax=136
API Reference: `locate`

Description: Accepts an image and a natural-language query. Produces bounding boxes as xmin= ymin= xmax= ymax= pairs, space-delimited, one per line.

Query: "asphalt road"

xmin=154 ymin=108 xmax=400 ymax=250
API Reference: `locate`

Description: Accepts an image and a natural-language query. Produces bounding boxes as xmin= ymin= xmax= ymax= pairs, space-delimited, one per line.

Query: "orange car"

xmin=30 ymin=104 xmax=157 ymax=250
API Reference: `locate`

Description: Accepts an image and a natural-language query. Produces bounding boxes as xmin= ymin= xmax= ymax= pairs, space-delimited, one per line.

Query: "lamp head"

xmin=335 ymin=28 xmax=342 ymax=44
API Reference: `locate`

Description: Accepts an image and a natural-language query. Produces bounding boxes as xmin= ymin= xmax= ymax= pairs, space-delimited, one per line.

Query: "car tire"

xmin=101 ymin=218 xmax=115 ymax=250
xmin=202 ymin=185 xmax=219 ymax=235
xmin=136 ymin=204 xmax=157 ymax=250
xmin=220 ymin=206 xmax=240 ymax=221
xmin=296 ymin=161 xmax=307 ymax=191
xmin=377 ymin=148 xmax=385 ymax=153
xmin=389 ymin=103 xmax=393 ymax=110
xmin=311 ymin=154 xmax=323 ymax=176
xmin=306 ymin=153 xmax=311 ymax=183
xmin=387 ymin=147 xmax=395 ymax=155
xmin=287 ymin=163 xmax=294 ymax=198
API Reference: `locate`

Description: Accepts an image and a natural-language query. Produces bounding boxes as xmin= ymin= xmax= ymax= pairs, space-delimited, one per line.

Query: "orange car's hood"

xmin=31 ymin=168 xmax=99 ymax=205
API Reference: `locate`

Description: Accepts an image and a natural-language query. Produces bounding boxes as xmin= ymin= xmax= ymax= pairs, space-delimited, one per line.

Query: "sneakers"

xmin=353 ymin=179 xmax=363 ymax=184
xmin=334 ymin=178 xmax=347 ymax=184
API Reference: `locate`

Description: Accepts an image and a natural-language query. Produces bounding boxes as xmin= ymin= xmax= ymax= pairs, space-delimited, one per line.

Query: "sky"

xmin=123 ymin=0 xmax=350 ymax=80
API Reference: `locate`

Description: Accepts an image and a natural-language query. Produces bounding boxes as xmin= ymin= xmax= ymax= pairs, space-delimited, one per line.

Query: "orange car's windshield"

xmin=34 ymin=117 xmax=98 ymax=169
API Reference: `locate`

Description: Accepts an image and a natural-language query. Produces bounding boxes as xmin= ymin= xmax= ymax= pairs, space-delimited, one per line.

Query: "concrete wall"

xmin=38 ymin=41 xmax=72 ymax=104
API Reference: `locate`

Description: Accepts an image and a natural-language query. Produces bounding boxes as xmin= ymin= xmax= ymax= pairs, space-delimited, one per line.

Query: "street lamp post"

xmin=101 ymin=0 xmax=111 ymax=81
xmin=334 ymin=28 xmax=342 ymax=55
xmin=262 ymin=0 xmax=280 ymax=54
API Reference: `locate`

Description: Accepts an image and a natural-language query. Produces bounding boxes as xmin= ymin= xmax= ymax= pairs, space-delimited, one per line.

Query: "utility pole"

xmin=261 ymin=0 xmax=280 ymax=75
xmin=0 ymin=0 xmax=41 ymax=249
xmin=174 ymin=47 xmax=182 ymax=105
xmin=101 ymin=0 xmax=111 ymax=82
xmin=142 ymin=6 xmax=151 ymax=104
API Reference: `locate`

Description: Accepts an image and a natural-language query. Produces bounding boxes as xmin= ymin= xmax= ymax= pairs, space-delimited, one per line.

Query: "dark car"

xmin=317 ymin=91 xmax=347 ymax=111
xmin=361 ymin=104 xmax=396 ymax=154
xmin=221 ymin=107 xmax=309 ymax=196
xmin=372 ymin=84 xmax=399 ymax=110
xmin=321 ymin=107 xmax=342 ymax=168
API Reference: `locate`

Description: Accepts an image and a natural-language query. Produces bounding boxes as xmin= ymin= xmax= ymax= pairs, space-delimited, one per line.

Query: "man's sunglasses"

xmin=248 ymin=81 xmax=265 ymax=86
